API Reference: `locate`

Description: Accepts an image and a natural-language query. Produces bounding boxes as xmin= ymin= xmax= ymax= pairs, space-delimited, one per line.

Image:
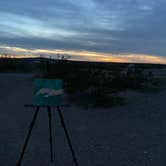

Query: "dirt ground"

xmin=1 ymin=73 xmax=166 ymax=166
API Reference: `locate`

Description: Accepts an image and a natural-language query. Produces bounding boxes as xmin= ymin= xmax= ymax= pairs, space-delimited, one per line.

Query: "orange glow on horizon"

xmin=0 ymin=45 xmax=166 ymax=64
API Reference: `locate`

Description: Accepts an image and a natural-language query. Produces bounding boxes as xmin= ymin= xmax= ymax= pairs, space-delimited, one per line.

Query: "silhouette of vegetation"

xmin=41 ymin=57 xmax=163 ymax=107
xmin=0 ymin=55 xmax=164 ymax=107
xmin=0 ymin=57 xmax=35 ymax=72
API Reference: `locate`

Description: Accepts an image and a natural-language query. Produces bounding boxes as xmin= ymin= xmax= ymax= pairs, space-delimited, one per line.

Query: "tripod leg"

xmin=16 ymin=106 xmax=40 ymax=166
xmin=57 ymin=106 xmax=78 ymax=166
xmin=47 ymin=106 xmax=53 ymax=162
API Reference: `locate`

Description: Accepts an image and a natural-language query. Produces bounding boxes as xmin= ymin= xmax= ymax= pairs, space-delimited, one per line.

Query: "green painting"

xmin=34 ymin=79 xmax=63 ymax=106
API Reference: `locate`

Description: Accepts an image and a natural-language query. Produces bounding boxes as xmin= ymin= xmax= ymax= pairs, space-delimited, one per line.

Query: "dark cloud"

xmin=0 ymin=0 xmax=166 ymax=59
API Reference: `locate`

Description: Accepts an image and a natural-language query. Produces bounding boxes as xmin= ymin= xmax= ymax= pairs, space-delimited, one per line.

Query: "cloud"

xmin=0 ymin=11 xmax=78 ymax=39
xmin=0 ymin=0 xmax=166 ymax=63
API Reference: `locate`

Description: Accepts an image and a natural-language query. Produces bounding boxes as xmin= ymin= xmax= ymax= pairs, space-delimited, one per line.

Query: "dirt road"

xmin=0 ymin=73 xmax=166 ymax=166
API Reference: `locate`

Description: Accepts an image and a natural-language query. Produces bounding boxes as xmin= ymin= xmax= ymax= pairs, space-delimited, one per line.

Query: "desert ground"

xmin=1 ymin=73 xmax=166 ymax=166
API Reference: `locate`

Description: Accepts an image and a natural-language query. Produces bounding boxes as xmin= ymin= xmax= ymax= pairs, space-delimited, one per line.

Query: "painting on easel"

xmin=17 ymin=78 xmax=78 ymax=166
xmin=34 ymin=79 xmax=63 ymax=106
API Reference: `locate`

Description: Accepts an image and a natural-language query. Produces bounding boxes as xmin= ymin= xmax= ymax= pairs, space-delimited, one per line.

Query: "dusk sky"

xmin=0 ymin=0 xmax=166 ymax=63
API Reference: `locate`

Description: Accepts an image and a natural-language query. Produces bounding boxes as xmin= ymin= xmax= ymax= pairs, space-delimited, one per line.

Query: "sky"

xmin=0 ymin=0 xmax=166 ymax=63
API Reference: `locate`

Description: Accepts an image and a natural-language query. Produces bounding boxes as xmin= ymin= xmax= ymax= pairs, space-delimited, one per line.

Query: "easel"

xmin=16 ymin=105 xmax=78 ymax=166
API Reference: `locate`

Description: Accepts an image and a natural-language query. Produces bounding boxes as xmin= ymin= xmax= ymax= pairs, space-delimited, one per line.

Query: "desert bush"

xmin=41 ymin=60 xmax=162 ymax=107
xmin=0 ymin=58 xmax=35 ymax=72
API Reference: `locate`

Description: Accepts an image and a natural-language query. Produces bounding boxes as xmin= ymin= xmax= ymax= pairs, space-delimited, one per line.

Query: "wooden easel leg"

xmin=57 ymin=106 xmax=78 ymax=166
xmin=47 ymin=106 xmax=54 ymax=162
xmin=16 ymin=106 xmax=40 ymax=166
